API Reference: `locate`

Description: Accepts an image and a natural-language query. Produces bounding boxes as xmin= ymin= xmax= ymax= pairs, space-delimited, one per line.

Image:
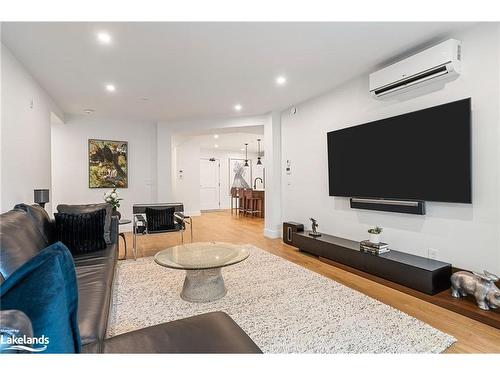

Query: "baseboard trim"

xmin=185 ymin=211 xmax=201 ymax=217
xmin=264 ymin=228 xmax=281 ymax=239
xmin=119 ymin=224 xmax=133 ymax=233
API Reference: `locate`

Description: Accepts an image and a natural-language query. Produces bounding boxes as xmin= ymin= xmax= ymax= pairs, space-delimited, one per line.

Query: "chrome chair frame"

xmin=174 ymin=212 xmax=193 ymax=244
xmin=132 ymin=211 xmax=193 ymax=260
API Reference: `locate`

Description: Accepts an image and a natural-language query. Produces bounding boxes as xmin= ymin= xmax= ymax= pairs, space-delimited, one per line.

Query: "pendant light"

xmin=244 ymin=143 xmax=249 ymax=167
xmin=256 ymin=138 xmax=262 ymax=165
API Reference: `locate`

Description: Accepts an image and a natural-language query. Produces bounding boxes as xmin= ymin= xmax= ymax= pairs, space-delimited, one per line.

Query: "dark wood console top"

xmin=295 ymin=231 xmax=451 ymax=271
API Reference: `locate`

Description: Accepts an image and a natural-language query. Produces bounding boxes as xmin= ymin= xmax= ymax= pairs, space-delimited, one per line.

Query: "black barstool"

xmin=249 ymin=196 xmax=263 ymax=217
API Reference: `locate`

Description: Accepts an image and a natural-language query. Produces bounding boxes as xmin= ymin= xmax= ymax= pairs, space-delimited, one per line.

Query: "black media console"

xmin=290 ymin=229 xmax=451 ymax=295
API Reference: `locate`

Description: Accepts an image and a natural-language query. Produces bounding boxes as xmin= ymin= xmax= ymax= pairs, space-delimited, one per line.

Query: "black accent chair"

xmin=145 ymin=206 xmax=176 ymax=232
xmin=131 ymin=203 xmax=193 ymax=259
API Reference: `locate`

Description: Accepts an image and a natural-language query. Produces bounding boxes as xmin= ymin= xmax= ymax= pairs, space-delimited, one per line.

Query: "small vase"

xmin=112 ymin=208 xmax=121 ymax=219
xmin=369 ymin=233 xmax=380 ymax=244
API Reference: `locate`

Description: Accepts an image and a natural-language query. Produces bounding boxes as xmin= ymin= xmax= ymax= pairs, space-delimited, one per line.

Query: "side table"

xmin=118 ymin=219 xmax=132 ymax=260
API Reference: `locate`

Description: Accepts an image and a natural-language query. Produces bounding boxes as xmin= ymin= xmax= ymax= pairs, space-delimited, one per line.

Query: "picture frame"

xmin=88 ymin=139 xmax=128 ymax=188
xmin=229 ymin=158 xmax=252 ymax=193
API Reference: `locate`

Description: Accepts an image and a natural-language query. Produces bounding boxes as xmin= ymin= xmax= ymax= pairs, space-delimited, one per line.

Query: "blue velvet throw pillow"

xmin=0 ymin=242 xmax=81 ymax=353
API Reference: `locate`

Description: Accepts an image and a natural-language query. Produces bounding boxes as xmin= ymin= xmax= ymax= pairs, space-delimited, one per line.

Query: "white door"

xmin=200 ymin=158 xmax=220 ymax=210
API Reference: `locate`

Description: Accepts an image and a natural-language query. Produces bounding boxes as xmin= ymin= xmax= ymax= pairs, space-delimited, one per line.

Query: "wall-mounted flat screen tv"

xmin=327 ymin=98 xmax=471 ymax=203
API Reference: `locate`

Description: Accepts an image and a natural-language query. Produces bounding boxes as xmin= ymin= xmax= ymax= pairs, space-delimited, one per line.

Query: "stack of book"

xmin=360 ymin=240 xmax=390 ymax=254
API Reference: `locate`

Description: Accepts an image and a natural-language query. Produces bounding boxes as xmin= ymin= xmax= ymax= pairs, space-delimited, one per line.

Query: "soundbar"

xmin=350 ymin=197 xmax=425 ymax=215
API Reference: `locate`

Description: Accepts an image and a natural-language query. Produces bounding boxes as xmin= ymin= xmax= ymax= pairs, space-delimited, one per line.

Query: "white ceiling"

xmin=196 ymin=131 xmax=264 ymax=153
xmin=1 ymin=22 xmax=474 ymax=122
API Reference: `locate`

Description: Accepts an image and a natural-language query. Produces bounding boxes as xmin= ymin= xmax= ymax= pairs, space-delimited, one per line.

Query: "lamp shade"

xmin=256 ymin=138 xmax=263 ymax=165
xmin=34 ymin=189 xmax=50 ymax=206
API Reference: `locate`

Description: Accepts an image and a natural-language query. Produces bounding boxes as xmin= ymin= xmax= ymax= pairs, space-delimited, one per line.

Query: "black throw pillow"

xmin=57 ymin=203 xmax=112 ymax=245
xmin=54 ymin=209 xmax=107 ymax=255
xmin=145 ymin=206 xmax=175 ymax=232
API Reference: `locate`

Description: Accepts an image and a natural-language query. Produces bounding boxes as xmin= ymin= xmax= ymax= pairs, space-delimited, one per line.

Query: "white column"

xmin=264 ymin=111 xmax=282 ymax=238
xmin=173 ymin=137 xmax=201 ymax=216
xmin=156 ymin=123 xmax=174 ymax=202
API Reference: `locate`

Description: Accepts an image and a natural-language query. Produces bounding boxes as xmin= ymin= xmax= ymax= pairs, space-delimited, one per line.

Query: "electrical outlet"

xmin=428 ymin=248 xmax=439 ymax=260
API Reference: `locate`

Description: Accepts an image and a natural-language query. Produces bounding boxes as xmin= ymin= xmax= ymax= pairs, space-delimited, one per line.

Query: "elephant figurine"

xmin=451 ymin=270 xmax=500 ymax=311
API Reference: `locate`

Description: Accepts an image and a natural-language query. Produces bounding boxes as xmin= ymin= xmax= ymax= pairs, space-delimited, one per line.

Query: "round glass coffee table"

xmin=154 ymin=242 xmax=250 ymax=303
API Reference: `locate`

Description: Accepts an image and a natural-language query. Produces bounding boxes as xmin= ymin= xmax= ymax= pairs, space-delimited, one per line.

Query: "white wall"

xmin=156 ymin=124 xmax=174 ymax=202
xmin=173 ymin=137 xmax=201 ymax=216
xmin=281 ymin=23 xmax=500 ymax=274
xmin=1 ymin=44 xmax=64 ymax=213
xmin=199 ymin=149 xmax=263 ymax=209
xmin=51 ymin=114 xmax=157 ymax=230
xmin=173 ymin=137 xmax=262 ymax=214
xmin=156 ymin=115 xmax=266 ymax=203
xmin=264 ymin=111 xmax=283 ymax=238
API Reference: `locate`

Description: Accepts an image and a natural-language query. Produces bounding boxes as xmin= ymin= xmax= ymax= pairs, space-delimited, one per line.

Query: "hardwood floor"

xmin=119 ymin=210 xmax=500 ymax=353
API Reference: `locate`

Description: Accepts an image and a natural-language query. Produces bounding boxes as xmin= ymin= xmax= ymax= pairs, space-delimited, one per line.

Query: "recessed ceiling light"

xmin=213 ymin=134 xmax=219 ymax=139
xmin=105 ymin=84 xmax=116 ymax=92
xmin=234 ymin=104 xmax=242 ymax=111
xmin=214 ymin=144 xmax=219 ymax=148
xmin=84 ymin=109 xmax=95 ymax=114
xmin=276 ymin=75 xmax=287 ymax=86
xmin=97 ymin=32 xmax=112 ymax=44
xmin=240 ymin=148 xmax=245 ymax=151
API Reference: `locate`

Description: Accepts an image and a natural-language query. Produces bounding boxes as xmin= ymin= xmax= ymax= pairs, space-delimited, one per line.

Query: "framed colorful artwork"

xmin=88 ymin=139 xmax=128 ymax=188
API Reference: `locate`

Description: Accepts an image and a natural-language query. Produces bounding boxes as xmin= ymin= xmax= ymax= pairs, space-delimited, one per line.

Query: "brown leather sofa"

xmin=0 ymin=204 xmax=261 ymax=354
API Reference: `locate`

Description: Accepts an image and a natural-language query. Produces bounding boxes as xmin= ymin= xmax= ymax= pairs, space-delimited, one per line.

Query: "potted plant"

xmin=368 ymin=226 xmax=383 ymax=244
xmin=104 ymin=188 xmax=123 ymax=219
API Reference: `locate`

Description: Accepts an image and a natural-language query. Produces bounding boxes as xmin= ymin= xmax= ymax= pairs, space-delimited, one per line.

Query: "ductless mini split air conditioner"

xmin=369 ymin=39 xmax=462 ymax=99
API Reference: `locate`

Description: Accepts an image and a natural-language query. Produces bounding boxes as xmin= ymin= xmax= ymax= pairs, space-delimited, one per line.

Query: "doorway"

xmin=200 ymin=158 xmax=221 ymax=210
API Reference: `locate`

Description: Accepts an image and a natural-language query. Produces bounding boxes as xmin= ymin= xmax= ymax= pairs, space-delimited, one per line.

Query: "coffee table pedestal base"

xmin=181 ymin=268 xmax=227 ymax=302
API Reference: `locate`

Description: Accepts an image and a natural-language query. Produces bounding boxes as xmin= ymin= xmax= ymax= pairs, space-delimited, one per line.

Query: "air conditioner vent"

xmin=369 ymin=39 xmax=461 ymax=99
xmin=374 ymin=65 xmax=449 ymax=96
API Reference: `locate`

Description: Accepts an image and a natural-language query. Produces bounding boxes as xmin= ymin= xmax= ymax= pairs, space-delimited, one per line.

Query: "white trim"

xmin=264 ymin=228 xmax=281 ymax=239
xmin=185 ymin=210 xmax=202 ymax=217
xmin=119 ymin=224 xmax=133 ymax=233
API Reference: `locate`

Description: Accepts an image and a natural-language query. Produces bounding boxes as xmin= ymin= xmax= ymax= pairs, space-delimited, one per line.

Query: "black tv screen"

xmin=327 ymin=98 xmax=471 ymax=203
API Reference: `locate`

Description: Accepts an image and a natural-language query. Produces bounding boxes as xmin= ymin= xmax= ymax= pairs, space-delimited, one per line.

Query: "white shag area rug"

xmin=107 ymin=245 xmax=456 ymax=353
